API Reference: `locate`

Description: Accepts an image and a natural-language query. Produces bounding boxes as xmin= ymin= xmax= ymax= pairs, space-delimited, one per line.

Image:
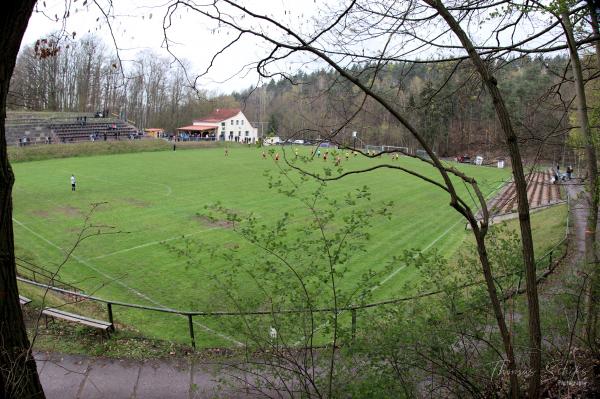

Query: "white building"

xmin=178 ymin=108 xmax=258 ymax=143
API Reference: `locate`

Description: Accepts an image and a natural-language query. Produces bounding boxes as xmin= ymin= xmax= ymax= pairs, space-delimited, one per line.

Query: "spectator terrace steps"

xmin=6 ymin=111 xmax=139 ymax=145
xmin=484 ymin=169 xmax=563 ymax=217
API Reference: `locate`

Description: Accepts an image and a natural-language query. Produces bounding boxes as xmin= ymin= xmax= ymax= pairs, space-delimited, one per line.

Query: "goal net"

xmin=364 ymin=144 xmax=384 ymax=154
xmin=364 ymin=145 xmax=409 ymax=155
xmin=383 ymin=145 xmax=409 ymax=154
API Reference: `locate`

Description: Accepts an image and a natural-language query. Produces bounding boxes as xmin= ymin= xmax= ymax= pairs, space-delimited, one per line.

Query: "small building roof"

xmin=177 ymin=125 xmax=217 ymax=132
xmin=145 ymin=128 xmax=164 ymax=132
xmin=194 ymin=108 xmax=241 ymax=123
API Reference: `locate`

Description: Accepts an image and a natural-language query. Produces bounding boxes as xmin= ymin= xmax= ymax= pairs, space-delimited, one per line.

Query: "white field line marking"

xmin=295 ymin=180 xmax=509 ymax=345
xmin=376 ymin=218 xmax=464 ymax=287
xmin=292 ymin=216 xmax=466 ymax=346
xmin=93 ymin=229 xmax=214 ymax=260
xmin=87 ymin=172 xmax=173 ymax=197
xmin=377 ymin=179 xmax=507 ymax=288
xmin=159 ymin=183 xmax=172 ymax=197
xmin=60 ymin=169 xmax=172 ymax=197
xmin=13 ymin=218 xmax=241 ymax=345
xmin=118 ymin=178 xmax=173 ymax=197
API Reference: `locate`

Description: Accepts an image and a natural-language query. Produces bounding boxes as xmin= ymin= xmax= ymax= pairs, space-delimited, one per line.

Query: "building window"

xmin=241 ymin=120 xmax=244 ymax=125
xmin=230 ymin=120 xmax=233 ymax=125
xmin=235 ymin=120 xmax=239 ymax=125
xmin=221 ymin=122 xmax=225 ymax=126
xmin=245 ymin=131 xmax=249 ymax=136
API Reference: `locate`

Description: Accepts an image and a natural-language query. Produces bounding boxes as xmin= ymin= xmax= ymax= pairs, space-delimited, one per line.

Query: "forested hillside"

xmin=9 ymin=34 xmax=572 ymax=158
xmin=237 ymin=56 xmax=572 ymax=157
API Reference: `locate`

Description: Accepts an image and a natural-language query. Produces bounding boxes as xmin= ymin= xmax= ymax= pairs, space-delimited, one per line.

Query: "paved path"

xmin=35 ymin=352 xmax=254 ymax=398
xmin=564 ymin=180 xmax=587 ymax=266
xmin=538 ymin=180 xmax=590 ymax=302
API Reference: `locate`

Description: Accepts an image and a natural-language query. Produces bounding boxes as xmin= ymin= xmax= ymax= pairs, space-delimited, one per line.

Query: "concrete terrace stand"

xmin=6 ymin=112 xmax=139 ymax=145
xmin=486 ymin=169 xmax=564 ymax=215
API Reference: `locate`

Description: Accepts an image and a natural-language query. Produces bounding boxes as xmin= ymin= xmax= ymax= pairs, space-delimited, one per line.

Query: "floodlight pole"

xmin=352 ymin=131 xmax=357 ymax=150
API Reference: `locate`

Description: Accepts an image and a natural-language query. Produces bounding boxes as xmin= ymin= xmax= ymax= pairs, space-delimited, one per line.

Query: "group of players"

xmin=254 ymin=147 xmax=402 ymax=166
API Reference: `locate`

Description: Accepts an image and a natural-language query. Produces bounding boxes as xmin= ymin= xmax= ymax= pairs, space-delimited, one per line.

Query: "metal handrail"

xmin=16 ymin=260 xmax=82 ymax=293
xmin=17 ymin=193 xmax=571 ymax=348
xmin=17 ymin=236 xmax=567 ymax=348
xmin=17 ymin=239 xmax=566 ymax=315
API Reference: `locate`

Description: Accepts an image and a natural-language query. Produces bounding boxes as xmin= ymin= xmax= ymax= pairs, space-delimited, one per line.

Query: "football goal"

xmin=364 ymin=145 xmax=410 ymax=155
xmin=383 ymin=145 xmax=409 ymax=154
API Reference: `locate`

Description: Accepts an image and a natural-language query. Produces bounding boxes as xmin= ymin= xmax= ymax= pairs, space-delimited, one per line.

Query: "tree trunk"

xmin=426 ymin=1 xmax=542 ymax=396
xmin=0 ymin=1 xmax=44 ymax=398
xmin=562 ymin=9 xmax=600 ymax=347
xmin=473 ymin=230 xmax=520 ymax=397
xmin=587 ymin=0 xmax=600 ymax=71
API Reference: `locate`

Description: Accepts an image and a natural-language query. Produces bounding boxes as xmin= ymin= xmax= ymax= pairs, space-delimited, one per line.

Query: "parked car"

xmin=457 ymin=155 xmax=471 ymax=163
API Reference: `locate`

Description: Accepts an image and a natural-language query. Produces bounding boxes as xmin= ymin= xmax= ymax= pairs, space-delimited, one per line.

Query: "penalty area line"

xmin=93 ymin=228 xmax=215 ymax=260
xmin=294 ymin=214 xmax=467 ymax=346
xmin=296 ymin=180 xmax=509 ymax=344
xmin=60 ymin=169 xmax=173 ymax=198
xmin=377 ymin=179 xmax=507 ymax=288
xmin=376 ymin=217 xmax=464 ymax=287
xmin=12 ymin=218 xmax=242 ymax=346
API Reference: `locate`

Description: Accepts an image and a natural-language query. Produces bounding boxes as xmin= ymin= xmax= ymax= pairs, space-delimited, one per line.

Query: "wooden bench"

xmin=19 ymin=295 xmax=32 ymax=306
xmin=42 ymin=307 xmax=113 ymax=336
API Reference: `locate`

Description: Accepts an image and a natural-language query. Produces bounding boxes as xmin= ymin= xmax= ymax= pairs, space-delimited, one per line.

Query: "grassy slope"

xmin=13 ymin=146 xmax=517 ymax=345
xmin=8 ymin=139 xmax=225 ymax=163
xmin=503 ymin=203 xmax=568 ymax=255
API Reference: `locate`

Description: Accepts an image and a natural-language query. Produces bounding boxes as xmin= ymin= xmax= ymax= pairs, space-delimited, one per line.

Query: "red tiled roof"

xmin=193 ymin=108 xmax=241 ymax=123
xmin=177 ymin=125 xmax=218 ymax=132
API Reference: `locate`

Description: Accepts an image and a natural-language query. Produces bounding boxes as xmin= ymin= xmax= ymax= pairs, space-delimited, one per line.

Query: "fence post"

xmin=107 ymin=302 xmax=115 ymax=331
xmin=351 ymin=309 xmax=357 ymax=343
xmin=188 ymin=314 xmax=196 ymax=349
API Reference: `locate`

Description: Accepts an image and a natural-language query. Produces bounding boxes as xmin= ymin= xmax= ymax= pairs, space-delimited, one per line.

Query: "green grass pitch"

xmin=12 ymin=146 xmax=518 ymax=346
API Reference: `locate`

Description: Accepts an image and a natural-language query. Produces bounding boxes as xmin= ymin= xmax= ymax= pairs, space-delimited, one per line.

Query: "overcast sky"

xmin=21 ymin=0 xmax=564 ymax=96
xmin=22 ymin=0 xmax=324 ymax=94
